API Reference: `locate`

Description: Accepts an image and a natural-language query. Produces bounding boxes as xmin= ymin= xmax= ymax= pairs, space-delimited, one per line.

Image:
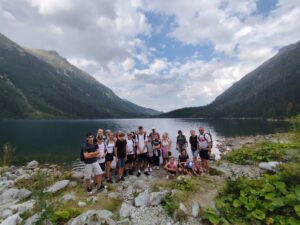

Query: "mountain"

xmin=0 ymin=33 xmax=160 ymax=119
xmin=161 ymin=41 xmax=300 ymax=118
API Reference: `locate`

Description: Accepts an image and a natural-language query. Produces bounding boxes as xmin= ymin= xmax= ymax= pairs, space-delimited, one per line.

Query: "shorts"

xmin=200 ymin=149 xmax=210 ymax=160
xmin=117 ymin=158 xmax=125 ymax=168
xmin=84 ymin=162 xmax=103 ymax=180
xmin=105 ymin=153 xmax=114 ymax=162
xmin=99 ymin=162 xmax=106 ymax=172
xmin=147 ymin=156 xmax=153 ymax=164
xmin=168 ymin=170 xmax=177 ymax=175
xmin=137 ymin=152 xmax=148 ymax=163
xmin=126 ymin=154 xmax=134 ymax=164
xmin=191 ymin=148 xmax=199 ymax=157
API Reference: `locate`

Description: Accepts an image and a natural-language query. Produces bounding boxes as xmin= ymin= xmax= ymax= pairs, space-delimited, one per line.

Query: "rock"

xmin=24 ymin=213 xmax=39 ymax=225
xmin=0 ymin=188 xmax=32 ymax=203
xmin=87 ymin=196 xmax=98 ymax=203
xmin=44 ymin=180 xmax=70 ymax=193
xmin=69 ymin=181 xmax=77 ymax=187
xmin=116 ymin=218 xmax=131 ymax=225
xmin=259 ymin=161 xmax=281 ymax=172
xmin=149 ymin=191 xmax=167 ymax=206
xmin=61 ymin=192 xmax=77 ymax=203
xmin=68 ymin=210 xmax=115 ymax=225
xmin=119 ymin=203 xmax=133 ymax=218
xmin=0 ymin=180 xmax=14 ymax=193
xmin=108 ymin=192 xmax=122 ymax=200
xmin=9 ymin=200 xmax=35 ymax=214
xmin=179 ymin=203 xmax=188 ymax=215
xmin=134 ymin=190 xmax=150 ymax=207
xmin=71 ymin=171 xmax=84 ymax=179
xmin=1 ymin=214 xmax=22 ymax=225
xmin=26 ymin=161 xmax=39 ymax=169
xmin=0 ymin=209 xmax=13 ymax=220
xmin=191 ymin=201 xmax=199 ymax=218
xmin=78 ymin=201 xmax=87 ymax=207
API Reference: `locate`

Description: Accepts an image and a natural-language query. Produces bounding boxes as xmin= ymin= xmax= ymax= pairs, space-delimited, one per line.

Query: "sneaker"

xmin=106 ymin=178 xmax=113 ymax=183
xmin=144 ymin=171 xmax=150 ymax=176
xmin=166 ymin=175 xmax=169 ymax=179
xmin=137 ymin=172 xmax=141 ymax=177
xmin=97 ymin=185 xmax=105 ymax=191
xmin=149 ymin=167 xmax=153 ymax=172
xmin=86 ymin=188 xmax=93 ymax=195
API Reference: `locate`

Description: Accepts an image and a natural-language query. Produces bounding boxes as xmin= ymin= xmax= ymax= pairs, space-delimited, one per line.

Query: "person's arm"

xmin=206 ymin=134 xmax=212 ymax=154
xmin=142 ymin=140 xmax=148 ymax=152
xmin=114 ymin=143 xmax=118 ymax=160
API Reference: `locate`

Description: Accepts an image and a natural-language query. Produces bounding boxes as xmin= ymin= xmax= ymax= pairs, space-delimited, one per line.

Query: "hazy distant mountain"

xmin=0 ymin=33 xmax=160 ymax=119
xmin=161 ymin=41 xmax=300 ymax=118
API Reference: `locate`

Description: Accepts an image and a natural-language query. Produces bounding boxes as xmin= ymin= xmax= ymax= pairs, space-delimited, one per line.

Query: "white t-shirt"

xmin=198 ymin=133 xmax=212 ymax=149
xmin=97 ymin=142 xmax=106 ymax=164
xmin=127 ymin=139 xmax=135 ymax=155
xmin=136 ymin=133 xmax=147 ymax=154
xmin=162 ymin=139 xmax=170 ymax=148
xmin=106 ymin=141 xmax=115 ymax=154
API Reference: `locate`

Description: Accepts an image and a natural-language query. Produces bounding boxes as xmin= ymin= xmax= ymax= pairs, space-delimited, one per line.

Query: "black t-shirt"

xmin=115 ymin=139 xmax=127 ymax=158
xmin=179 ymin=154 xmax=189 ymax=163
xmin=177 ymin=135 xmax=187 ymax=145
xmin=189 ymin=135 xmax=198 ymax=149
xmin=83 ymin=143 xmax=98 ymax=164
xmin=152 ymin=139 xmax=161 ymax=149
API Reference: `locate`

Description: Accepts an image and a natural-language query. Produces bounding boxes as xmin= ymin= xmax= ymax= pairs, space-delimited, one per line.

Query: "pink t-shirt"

xmin=167 ymin=161 xmax=177 ymax=170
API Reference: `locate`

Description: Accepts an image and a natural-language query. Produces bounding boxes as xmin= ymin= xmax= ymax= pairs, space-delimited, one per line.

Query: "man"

xmin=149 ymin=127 xmax=160 ymax=141
xmin=198 ymin=127 xmax=212 ymax=175
xmin=135 ymin=126 xmax=150 ymax=177
xmin=115 ymin=132 xmax=127 ymax=182
xmin=82 ymin=133 xmax=104 ymax=194
xmin=189 ymin=130 xmax=198 ymax=160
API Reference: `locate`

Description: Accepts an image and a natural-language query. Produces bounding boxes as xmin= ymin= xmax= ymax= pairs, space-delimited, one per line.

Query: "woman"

xmin=94 ymin=129 xmax=104 ymax=143
xmin=105 ymin=133 xmax=115 ymax=183
xmin=161 ymin=132 xmax=172 ymax=165
xmin=176 ymin=130 xmax=187 ymax=153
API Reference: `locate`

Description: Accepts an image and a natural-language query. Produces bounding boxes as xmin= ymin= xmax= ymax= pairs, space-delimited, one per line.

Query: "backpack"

xmin=203 ymin=131 xmax=213 ymax=148
xmin=135 ymin=133 xmax=146 ymax=142
xmin=80 ymin=144 xmax=86 ymax=162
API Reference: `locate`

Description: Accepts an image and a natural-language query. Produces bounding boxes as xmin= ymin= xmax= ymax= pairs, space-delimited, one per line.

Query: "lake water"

xmin=0 ymin=118 xmax=290 ymax=165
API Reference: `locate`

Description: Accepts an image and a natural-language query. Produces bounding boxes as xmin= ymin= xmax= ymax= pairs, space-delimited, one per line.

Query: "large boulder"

xmin=149 ymin=191 xmax=167 ymax=206
xmin=44 ymin=180 xmax=70 ymax=193
xmin=0 ymin=188 xmax=32 ymax=203
xmin=0 ymin=213 xmax=22 ymax=225
xmin=179 ymin=203 xmax=188 ymax=215
xmin=134 ymin=190 xmax=150 ymax=207
xmin=259 ymin=161 xmax=281 ymax=172
xmin=26 ymin=161 xmax=39 ymax=169
xmin=0 ymin=209 xmax=13 ymax=220
xmin=68 ymin=210 xmax=115 ymax=225
xmin=9 ymin=200 xmax=36 ymax=214
xmin=119 ymin=203 xmax=133 ymax=218
xmin=191 ymin=201 xmax=199 ymax=218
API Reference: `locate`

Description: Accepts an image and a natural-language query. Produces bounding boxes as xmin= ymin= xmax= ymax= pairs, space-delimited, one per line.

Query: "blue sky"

xmin=0 ymin=0 xmax=299 ymax=111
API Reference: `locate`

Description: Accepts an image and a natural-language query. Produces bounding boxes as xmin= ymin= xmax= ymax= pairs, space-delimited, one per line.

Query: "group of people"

xmin=81 ymin=126 xmax=212 ymax=194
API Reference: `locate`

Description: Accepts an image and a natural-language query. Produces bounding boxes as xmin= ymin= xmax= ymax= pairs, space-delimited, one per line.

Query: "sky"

xmin=0 ymin=0 xmax=300 ymax=112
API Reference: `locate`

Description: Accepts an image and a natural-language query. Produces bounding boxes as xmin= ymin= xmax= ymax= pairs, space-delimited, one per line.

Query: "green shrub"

xmin=52 ymin=208 xmax=81 ymax=223
xmin=204 ymin=165 xmax=300 ymax=225
xmin=173 ymin=176 xmax=196 ymax=191
xmin=161 ymin=193 xmax=179 ymax=216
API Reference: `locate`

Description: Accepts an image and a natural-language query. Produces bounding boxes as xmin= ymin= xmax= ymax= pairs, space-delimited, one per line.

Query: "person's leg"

xmin=136 ymin=154 xmax=142 ymax=176
xmin=106 ymin=161 xmax=111 ymax=180
xmin=205 ymin=160 xmax=210 ymax=175
xmin=84 ymin=164 xmax=92 ymax=191
xmin=93 ymin=162 xmax=103 ymax=189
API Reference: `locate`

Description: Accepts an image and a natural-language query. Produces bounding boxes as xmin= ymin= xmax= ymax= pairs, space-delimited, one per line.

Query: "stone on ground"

xmin=44 ymin=180 xmax=70 ymax=193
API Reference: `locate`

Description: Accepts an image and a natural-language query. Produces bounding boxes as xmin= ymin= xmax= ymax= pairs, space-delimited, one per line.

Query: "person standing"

xmin=176 ymin=130 xmax=188 ymax=153
xmin=96 ymin=136 xmax=107 ymax=176
xmin=125 ymin=133 xmax=135 ymax=176
xmin=115 ymin=132 xmax=127 ymax=182
xmin=149 ymin=127 xmax=160 ymax=141
xmin=82 ymin=133 xmax=104 ymax=194
xmin=152 ymin=134 xmax=161 ymax=170
xmin=161 ymin=132 xmax=172 ymax=165
xmin=146 ymin=135 xmax=154 ymax=172
xmin=94 ymin=129 xmax=104 ymax=143
xmin=189 ymin=130 xmax=198 ymax=160
xmin=135 ymin=126 xmax=150 ymax=177
xmin=105 ymin=133 xmax=115 ymax=183
xmin=198 ymin=127 xmax=212 ymax=175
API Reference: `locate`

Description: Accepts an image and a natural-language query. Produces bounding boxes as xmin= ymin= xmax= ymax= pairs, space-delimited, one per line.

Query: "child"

xmin=115 ymin=132 xmax=127 ymax=182
xmin=164 ymin=156 xmax=178 ymax=179
xmin=178 ymin=149 xmax=189 ymax=175
xmin=152 ymin=134 xmax=161 ymax=170
xmin=146 ymin=136 xmax=154 ymax=171
xmin=192 ymin=158 xmax=203 ymax=176
xmin=125 ymin=133 xmax=135 ymax=176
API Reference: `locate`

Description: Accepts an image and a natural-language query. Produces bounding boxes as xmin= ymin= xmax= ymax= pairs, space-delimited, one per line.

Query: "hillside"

xmin=161 ymin=41 xmax=300 ymax=118
xmin=0 ymin=33 xmax=160 ymax=119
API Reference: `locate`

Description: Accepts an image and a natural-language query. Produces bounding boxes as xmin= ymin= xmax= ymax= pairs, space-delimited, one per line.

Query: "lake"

xmin=0 ymin=118 xmax=290 ymax=165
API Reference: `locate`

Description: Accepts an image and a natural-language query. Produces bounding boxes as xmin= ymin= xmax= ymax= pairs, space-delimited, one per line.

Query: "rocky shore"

xmin=0 ymin=134 xmax=285 ymax=225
